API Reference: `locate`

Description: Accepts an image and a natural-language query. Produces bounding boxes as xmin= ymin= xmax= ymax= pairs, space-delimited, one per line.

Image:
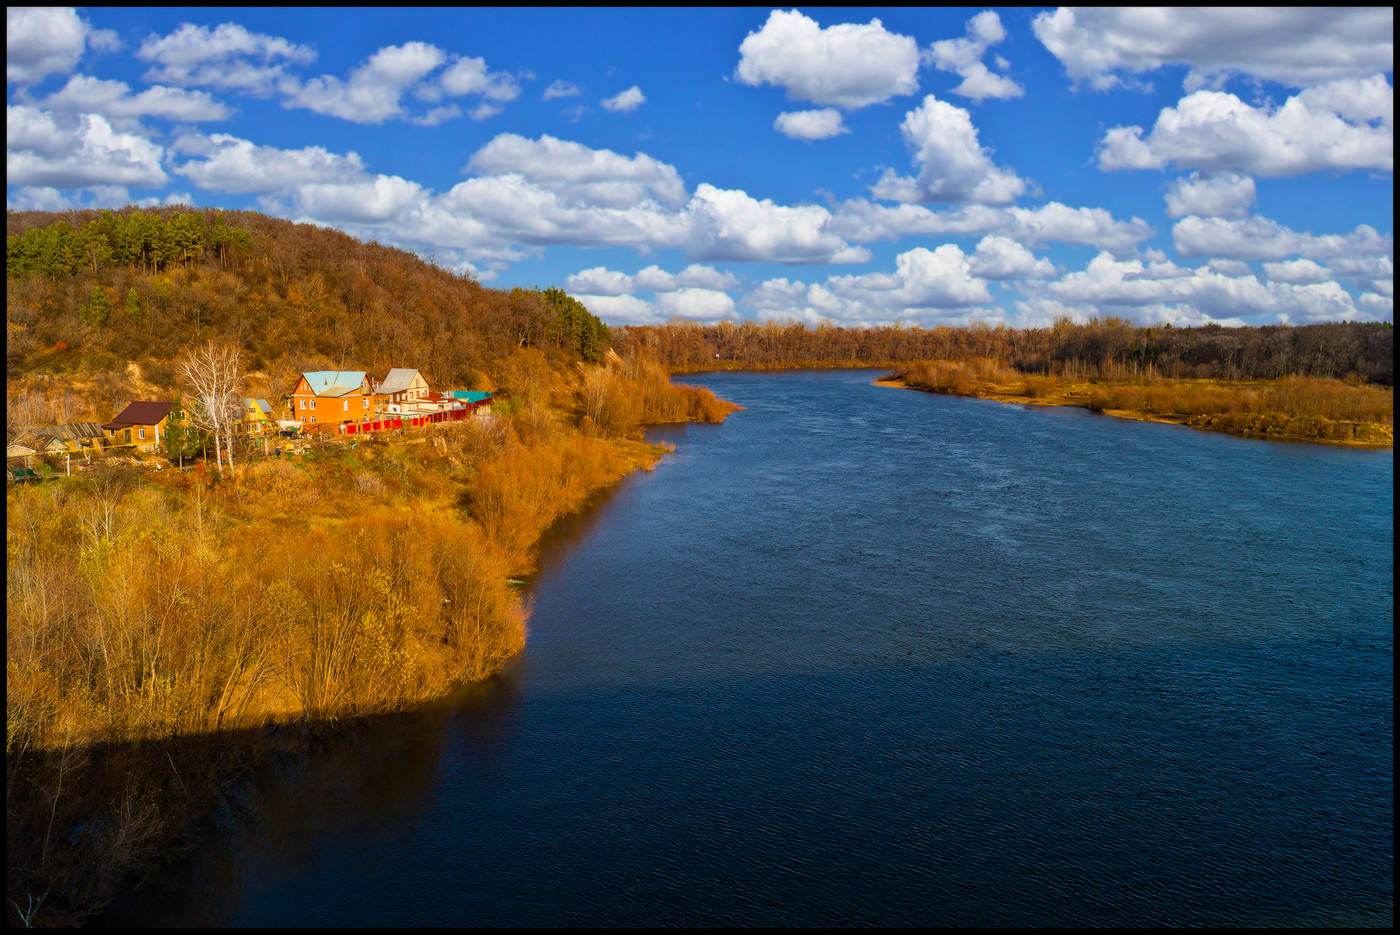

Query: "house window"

xmin=343 ymin=399 xmax=349 ymax=412
xmin=124 ymin=429 xmax=131 ymax=443
xmin=300 ymin=399 xmax=306 ymax=410
xmin=139 ymin=428 xmax=146 ymax=440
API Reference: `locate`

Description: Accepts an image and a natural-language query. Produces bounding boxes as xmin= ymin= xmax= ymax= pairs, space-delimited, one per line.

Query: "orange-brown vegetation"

xmin=891 ymin=359 xmax=1393 ymax=447
xmin=7 ymin=397 xmax=744 ymax=923
xmin=6 ymin=208 xmax=740 ymax=925
xmin=7 ymin=208 xmax=612 ymax=433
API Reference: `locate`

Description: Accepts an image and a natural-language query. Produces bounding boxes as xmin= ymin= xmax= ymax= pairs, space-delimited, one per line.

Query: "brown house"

xmin=102 ymin=401 xmax=175 ymax=453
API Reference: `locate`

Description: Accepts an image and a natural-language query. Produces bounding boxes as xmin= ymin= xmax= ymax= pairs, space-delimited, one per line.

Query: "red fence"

xmin=339 ymin=404 xmax=483 ymax=435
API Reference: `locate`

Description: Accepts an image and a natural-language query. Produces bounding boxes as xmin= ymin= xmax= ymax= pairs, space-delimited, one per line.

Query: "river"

xmin=112 ymin=369 xmax=1394 ymax=926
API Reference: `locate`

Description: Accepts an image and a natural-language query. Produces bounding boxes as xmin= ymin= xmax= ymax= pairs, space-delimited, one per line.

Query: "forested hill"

xmin=7 ymin=206 xmax=610 ymax=421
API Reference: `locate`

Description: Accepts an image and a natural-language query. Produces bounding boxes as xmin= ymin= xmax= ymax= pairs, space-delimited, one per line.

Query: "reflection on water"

xmin=111 ymin=370 xmax=1393 ymax=927
xmin=105 ymin=676 xmax=524 ymax=926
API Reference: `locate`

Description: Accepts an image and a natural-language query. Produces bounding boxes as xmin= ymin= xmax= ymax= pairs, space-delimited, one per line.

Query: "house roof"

xmin=103 ymin=400 xmax=174 ymax=430
xmin=25 ymin=422 xmax=106 ymax=441
xmin=376 ymin=368 xmax=424 ymax=395
xmin=245 ymin=398 xmax=273 ymax=416
xmin=301 ymin=371 xmax=368 ymax=397
xmin=13 ymin=432 xmax=70 ymax=452
xmin=449 ymin=390 xmax=492 ymax=403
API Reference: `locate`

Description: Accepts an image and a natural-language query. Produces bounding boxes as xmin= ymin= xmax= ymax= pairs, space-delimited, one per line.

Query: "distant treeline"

xmin=615 ymin=319 xmax=1394 ymax=386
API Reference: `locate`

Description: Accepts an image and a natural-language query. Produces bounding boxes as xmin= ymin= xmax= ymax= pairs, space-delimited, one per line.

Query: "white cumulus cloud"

xmin=736 ymin=9 xmax=919 ymax=110
xmin=968 ymin=235 xmax=1055 ymax=279
xmin=925 ymin=11 xmax=1023 ymax=101
xmin=1262 ymin=258 xmax=1333 ymax=284
xmin=466 ymin=133 xmax=687 ymax=208
xmin=543 ymin=80 xmax=581 ymax=100
xmin=601 ymin=85 xmax=645 ymax=113
xmin=1163 ymin=172 xmax=1257 ymax=219
xmin=280 ymin=41 xmax=446 ymax=123
xmin=565 ymin=266 xmax=634 ymax=296
xmin=686 ymin=183 xmax=869 ymax=264
xmin=439 ymin=55 xmax=520 ymax=103
xmin=137 ymin=21 xmax=315 ymax=95
xmin=8 ymin=7 xmax=117 ymax=85
xmin=871 ymin=94 xmax=1028 ymax=204
xmin=1032 ymin=7 xmax=1394 ymax=91
xmin=655 ymin=287 xmax=738 ymax=322
xmin=1173 ymin=215 xmax=1392 ymax=262
xmin=1098 ymin=77 xmax=1393 ymax=176
xmin=774 ymin=108 xmax=848 ymax=140
xmin=573 ymin=294 xmax=659 ymax=324
xmin=170 ymin=132 xmax=368 ymax=194
xmin=1045 ymin=251 xmax=1372 ymax=325
xmin=830 ymin=198 xmax=1153 ymax=254
xmin=7 ymin=105 xmax=167 ymax=188
xmin=42 ymin=75 xmax=231 ymax=125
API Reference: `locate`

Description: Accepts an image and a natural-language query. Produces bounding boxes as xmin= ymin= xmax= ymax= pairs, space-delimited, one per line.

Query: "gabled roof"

xmin=245 ymin=398 xmax=273 ymax=416
xmin=11 ymin=433 xmax=66 ymax=452
xmin=103 ymin=400 xmax=174 ymax=430
xmin=24 ymin=422 xmax=106 ymax=441
xmin=376 ymin=368 xmax=425 ymax=395
xmin=300 ymin=371 xmax=369 ymax=397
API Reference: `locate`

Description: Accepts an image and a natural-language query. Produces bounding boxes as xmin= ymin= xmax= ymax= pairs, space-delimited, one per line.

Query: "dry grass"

xmin=6 ymin=373 xmax=741 ymax=924
xmin=893 ymin=360 xmax=1393 ymax=447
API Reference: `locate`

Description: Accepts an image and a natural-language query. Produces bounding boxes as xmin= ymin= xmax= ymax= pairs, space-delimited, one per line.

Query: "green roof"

xmin=449 ymin=390 xmax=492 ymax=402
xmin=302 ymin=371 xmax=368 ymax=396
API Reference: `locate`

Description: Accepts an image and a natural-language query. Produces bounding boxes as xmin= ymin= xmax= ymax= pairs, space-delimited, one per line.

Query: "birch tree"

xmin=178 ymin=340 xmax=243 ymax=477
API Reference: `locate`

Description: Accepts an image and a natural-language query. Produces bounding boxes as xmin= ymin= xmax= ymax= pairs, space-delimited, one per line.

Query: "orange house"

xmin=288 ymin=371 xmax=375 ymax=427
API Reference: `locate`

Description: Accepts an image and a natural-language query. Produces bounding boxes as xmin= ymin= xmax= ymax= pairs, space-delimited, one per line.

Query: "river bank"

xmin=7 ymin=378 xmax=738 ymax=926
xmin=875 ymin=371 xmax=1393 ymax=449
xmin=101 ymin=369 xmax=1394 ymax=927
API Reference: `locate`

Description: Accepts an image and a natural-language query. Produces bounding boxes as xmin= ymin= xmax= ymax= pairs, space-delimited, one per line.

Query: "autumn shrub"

xmin=461 ymin=432 xmax=664 ymax=573
xmin=577 ymin=354 xmax=736 ymax=437
xmin=446 ymin=415 xmax=507 ymax=468
xmin=1020 ymin=375 xmax=1058 ymax=398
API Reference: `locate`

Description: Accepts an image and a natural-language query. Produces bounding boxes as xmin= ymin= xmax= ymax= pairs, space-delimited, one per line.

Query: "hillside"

xmin=8 ymin=206 xmax=610 ymax=431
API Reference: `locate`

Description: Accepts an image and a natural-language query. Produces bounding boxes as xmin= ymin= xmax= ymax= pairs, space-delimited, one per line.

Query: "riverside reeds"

xmin=892 ymin=360 xmax=1393 ymax=447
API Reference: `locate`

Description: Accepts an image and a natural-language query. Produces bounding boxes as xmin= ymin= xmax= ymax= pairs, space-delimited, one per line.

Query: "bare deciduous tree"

xmin=178 ymin=340 xmax=244 ymax=477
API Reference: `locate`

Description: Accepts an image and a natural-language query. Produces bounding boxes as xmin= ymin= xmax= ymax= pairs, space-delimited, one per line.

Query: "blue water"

xmin=119 ymin=370 xmax=1393 ymax=926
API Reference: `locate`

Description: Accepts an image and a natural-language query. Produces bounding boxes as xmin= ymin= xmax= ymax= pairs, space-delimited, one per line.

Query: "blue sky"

xmin=7 ymin=7 xmax=1393 ymax=327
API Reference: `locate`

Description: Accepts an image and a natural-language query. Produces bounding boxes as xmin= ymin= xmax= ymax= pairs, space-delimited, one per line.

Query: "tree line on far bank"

xmin=614 ymin=318 xmax=1394 ymax=386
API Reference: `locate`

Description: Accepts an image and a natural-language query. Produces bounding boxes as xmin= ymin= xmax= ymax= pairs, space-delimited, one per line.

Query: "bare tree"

xmin=178 ymin=340 xmax=244 ymax=477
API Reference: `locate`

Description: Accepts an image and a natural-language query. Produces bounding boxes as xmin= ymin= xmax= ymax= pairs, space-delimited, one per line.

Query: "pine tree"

xmin=81 ymin=287 xmax=112 ymax=326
